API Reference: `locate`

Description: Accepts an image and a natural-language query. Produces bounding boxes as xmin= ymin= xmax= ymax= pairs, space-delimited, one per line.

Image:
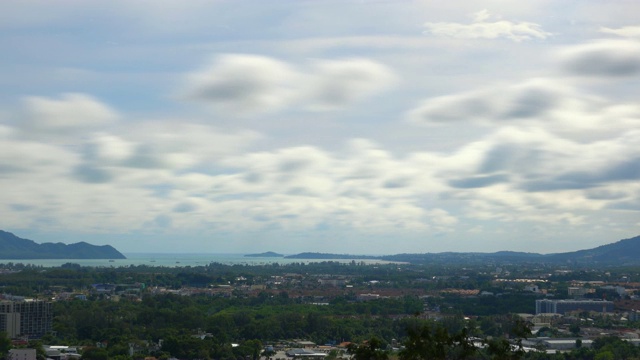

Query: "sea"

xmin=0 ymin=253 xmax=398 ymax=268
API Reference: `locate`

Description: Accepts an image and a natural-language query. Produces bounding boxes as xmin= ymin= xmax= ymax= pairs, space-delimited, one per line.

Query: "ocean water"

xmin=0 ymin=253 xmax=396 ymax=268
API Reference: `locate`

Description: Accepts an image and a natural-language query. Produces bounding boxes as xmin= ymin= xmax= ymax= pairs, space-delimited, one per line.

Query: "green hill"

xmin=547 ymin=235 xmax=640 ymax=264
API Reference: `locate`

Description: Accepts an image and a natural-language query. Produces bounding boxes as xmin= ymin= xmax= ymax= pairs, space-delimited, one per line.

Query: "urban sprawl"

xmin=2 ymin=261 xmax=640 ymax=359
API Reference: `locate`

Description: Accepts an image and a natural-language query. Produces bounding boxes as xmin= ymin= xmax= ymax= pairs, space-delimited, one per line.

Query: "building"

xmin=522 ymin=338 xmax=593 ymax=351
xmin=285 ymin=349 xmax=326 ymax=359
xmin=567 ymin=287 xmax=595 ymax=297
xmin=357 ymin=293 xmax=380 ymax=301
xmin=8 ymin=349 xmax=37 ymax=360
xmin=0 ymin=300 xmax=53 ymax=338
xmin=535 ymin=299 xmax=613 ymax=315
xmin=294 ymin=341 xmax=316 ymax=348
xmin=0 ymin=312 xmax=21 ymax=338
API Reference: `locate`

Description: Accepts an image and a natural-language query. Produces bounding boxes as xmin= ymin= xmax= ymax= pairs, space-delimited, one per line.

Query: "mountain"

xmin=0 ymin=230 xmax=126 ymax=259
xmin=286 ymin=235 xmax=640 ymax=266
xmin=547 ymin=235 xmax=640 ymax=264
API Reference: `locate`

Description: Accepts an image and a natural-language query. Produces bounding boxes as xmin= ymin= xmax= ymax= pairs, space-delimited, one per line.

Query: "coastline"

xmin=0 ymin=253 xmax=401 ymax=268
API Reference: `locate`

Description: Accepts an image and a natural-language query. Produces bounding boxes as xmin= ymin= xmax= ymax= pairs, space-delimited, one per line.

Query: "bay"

xmin=0 ymin=253 xmax=397 ymax=268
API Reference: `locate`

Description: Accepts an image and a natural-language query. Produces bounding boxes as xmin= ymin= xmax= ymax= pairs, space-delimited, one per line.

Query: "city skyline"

xmin=1 ymin=1 xmax=639 ymax=254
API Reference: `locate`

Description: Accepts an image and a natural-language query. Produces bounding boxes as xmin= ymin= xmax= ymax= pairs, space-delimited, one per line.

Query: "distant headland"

xmin=0 ymin=230 xmax=126 ymax=259
xmin=244 ymin=251 xmax=284 ymax=258
xmin=282 ymin=234 xmax=640 ymax=266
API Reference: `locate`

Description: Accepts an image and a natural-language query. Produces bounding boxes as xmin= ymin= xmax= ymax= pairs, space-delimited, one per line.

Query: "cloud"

xmin=585 ymin=189 xmax=629 ymax=201
xmin=444 ymin=127 xmax=640 ymax=199
xmin=600 ymin=25 xmax=640 ymax=38
xmin=182 ymin=54 xmax=396 ymax=115
xmin=406 ymin=79 xmax=568 ymax=125
xmin=70 ymin=122 xmax=260 ymax=184
xmin=550 ymin=156 xmax=640 ymax=190
xmin=559 ymin=40 xmax=640 ymax=77
xmin=72 ymin=164 xmax=114 ymax=184
xmin=406 ymin=78 xmax=640 ymax=140
xmin=173 ymin=201 xmax=199 ymax=213
xmin=183 ymin=54 xmax=298 ymax=115
xmin=2 ymin=114 xmax=638 ymax=248
xmin=449 ymin=174 xmax=510 ymax=189
xmin=83 ymin=133 xmax=135 ymax=165
xmin=0 ymin=128 xmax=78 ymax=178
xmin=423 ymin=9 xmax=551 ymax=42
xmin=207 ymin=139 xmax=453 ymax=232
xmin=303 ymin=58 xmax=396 ymax=110
xmin=4 ymin=0 xmax=640 ymax=253
xmin=21 ymin=93 xmax=118 ymax=139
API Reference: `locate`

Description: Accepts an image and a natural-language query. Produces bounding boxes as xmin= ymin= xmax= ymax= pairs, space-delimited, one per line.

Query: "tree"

xmin=81 ymin=347 xmax=109 ymax=360
xmin=0 ymin=332 xmax=11 ymax=360
xmin=27 ymin=340 xmax=46 ymax=360
xmin=594 ymin=351 xmax=614 ymax=360
xmin=234 ymin=340 xmax=263 ymax=360
xmin=484 ymin=338 xmax=516 ymax=360
xmin=449 ymin=328 xmax=477 ymax=360
xmin=481 ymin=316 xmax=531 ymax=360
xmin=400 ymin=323 xmax=449 ymax=360
xmin=592 ymin=336 xmax=640 ymax=360
xmin=348 ymin=337 xmax=388 ymax=360
xmin=569 ymin=323 xmax=581 ymax=336
xmin=263 ymin=347 xmax=277 ymax=360
xmin=399 ymin=323 xmax=476 ymax=360
xmin=326 ymin=349 xmax=339 ymax=360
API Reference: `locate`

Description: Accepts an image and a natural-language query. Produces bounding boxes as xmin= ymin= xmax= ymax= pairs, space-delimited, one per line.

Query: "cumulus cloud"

xmin=0 ymin=132 xmax=77 ymax=177
xmin=445 ymin=127 xmax=640 ymax=198
xmin=70 ymin=122 xmax=260 ymax=184
xmin=406 ymin=78 xmax=640 ymax=140
xmin=600 ymin=25 xmax=640 ymax=38
xmin=205 ymin=139 xmax=454 ymax=232
xmin=123 ymin=122 xmax=261 ymax=167
xmin=21 ymin=93 xmax=118 ymax=139
xmin=423 ymin=9 xmax=551 ymax=42
xmin=303 ymin=58 xmax=396 ymax=110
xmin=196 ymin=129 xmax=639 ymax=235
xmin=183 ymin=54 xmax=298 ymax=114
xmin=2 ymin=113 xmax=638 ymax=248
xmin=83 ymin=133 xmax=135 ymax=165
xmin=182 ymin=54 xmax=396 ymax=114
xmin=407 ymin=79 xmax=567 ymax=125
xmin=559 ymin=40 xmax=640 ymax=77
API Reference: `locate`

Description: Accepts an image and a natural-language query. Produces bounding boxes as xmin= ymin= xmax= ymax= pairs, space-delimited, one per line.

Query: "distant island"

xmin=245 ymin=251 xmax=284 ymax=258
xmin=0 ymin=230 xmax=126 ymax=259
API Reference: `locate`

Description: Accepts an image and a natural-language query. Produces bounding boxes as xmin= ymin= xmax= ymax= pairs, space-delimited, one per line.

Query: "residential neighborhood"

xmin=4 ymin=260 xmax=640 ymax=358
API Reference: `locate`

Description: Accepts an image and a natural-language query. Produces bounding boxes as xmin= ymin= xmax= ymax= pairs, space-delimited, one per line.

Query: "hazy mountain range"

xmin=0 ymin=230 xmax=126 ymax=259
xmin=2 ymin=230 xmax=639 ymax=265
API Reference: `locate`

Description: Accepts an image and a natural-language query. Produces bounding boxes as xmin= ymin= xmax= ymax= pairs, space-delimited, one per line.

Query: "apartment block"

xmin=0 ymin=300 xmax=52 ymax=338
xmin=535 ymin=299 xmax=613 ymax=315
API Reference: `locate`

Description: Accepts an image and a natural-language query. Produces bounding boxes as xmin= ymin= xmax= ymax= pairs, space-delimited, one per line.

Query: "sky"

xmin=1 ymin=0 xmax=639 ymax=255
